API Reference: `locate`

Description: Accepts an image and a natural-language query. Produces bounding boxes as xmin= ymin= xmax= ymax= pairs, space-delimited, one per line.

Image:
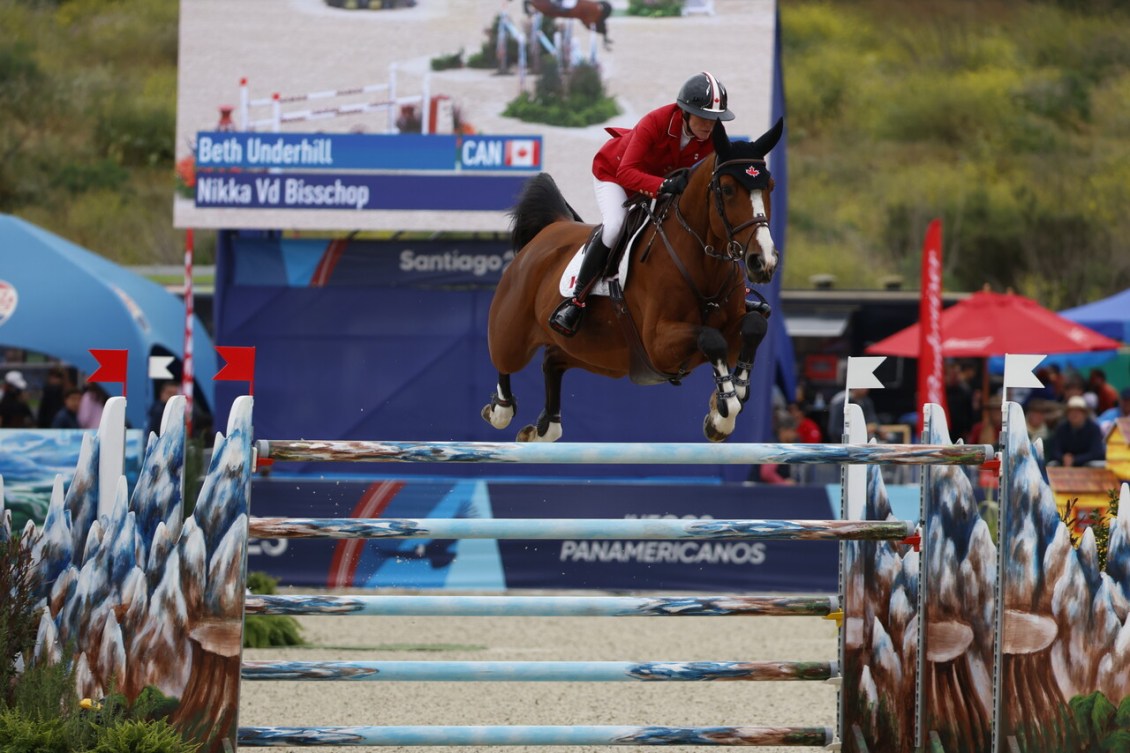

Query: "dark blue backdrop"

xmin=213 ymin=230 xmax=791 ymax=481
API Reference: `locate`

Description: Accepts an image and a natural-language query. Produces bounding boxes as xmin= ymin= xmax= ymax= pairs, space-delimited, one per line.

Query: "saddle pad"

xmin=557 ymin=223 xmax=646 ymax=297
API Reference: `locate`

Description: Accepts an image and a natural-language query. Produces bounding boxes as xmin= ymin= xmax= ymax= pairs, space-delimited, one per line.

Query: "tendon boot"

xmin=549 ymin=233 xmax=612 ymax=337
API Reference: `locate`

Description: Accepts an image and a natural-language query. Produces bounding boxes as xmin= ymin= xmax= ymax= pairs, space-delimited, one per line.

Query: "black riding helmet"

xmin=676 ymin=71 xmax=735 ymax=121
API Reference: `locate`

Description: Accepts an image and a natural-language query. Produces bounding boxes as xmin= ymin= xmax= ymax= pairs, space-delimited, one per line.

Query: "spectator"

xmin=0 ymin=371 xmax=34 ymax=428
xmin=77 ymin=383 xmax=109 ymax=429
xmin=1047 ymin=395 xmax=1106 ymax=467
xmin=758 ymin=413 xmax=799 ymax=484
xmin=1044 ymin=364 xmax=1065 ymax=401
xmin=36 ymin=367 xmax=67 ymax=428
xmin=945 ymin=360 xmax=976 ymax=443
xmin=50 ymin=388 xmax=83 ymax=429
xmin=1025 ymin=399 xmax=1052 ymax=444
xmin=1088 ymin=369 xmax=1120 ymax=414
xmin=1022 ymin=366 xmax=1059 ymax=409
xmin=826 ymin=388 xmax=879 ymax=441
xmin=967 ymin=393 xmax=1003 ymax=446
xmin=787 ymin=401 xmax=823 ymax=443
xmin=1097 ymin=387 xmax=1130 ymax=436
xmin=148 ymin=381 xmax=180 ymax=436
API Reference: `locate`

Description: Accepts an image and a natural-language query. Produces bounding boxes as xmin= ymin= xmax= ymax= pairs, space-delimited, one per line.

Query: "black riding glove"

xmin=658 ymin=174 xmax=687 ymax=196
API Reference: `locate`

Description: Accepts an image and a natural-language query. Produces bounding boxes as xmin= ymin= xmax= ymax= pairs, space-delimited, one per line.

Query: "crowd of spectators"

xmin=754 ymin=360 xmax=1130 ymax=484
xmin=941 ymin=362 xmax=1129 ymax=468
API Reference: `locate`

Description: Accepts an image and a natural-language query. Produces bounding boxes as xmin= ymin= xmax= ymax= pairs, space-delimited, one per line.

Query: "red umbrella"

xmin=865 ymin=288 xmax=1122 ymax=358
xmin=865 ymin=288 xmax=1122 ymax=442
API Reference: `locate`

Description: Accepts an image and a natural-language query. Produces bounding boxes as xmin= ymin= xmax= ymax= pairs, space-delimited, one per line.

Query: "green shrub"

xmin=0 ymin=533 xmax=42 ymax=709
xmin=505 ymin=60 xmax=619 ymax=128
xmin=430 ymin=50 xmax=463 ymax=71
xmin=91 ymin=718 xmax=201 ymax=753
xmin=243 ymin=571 xmax=305 ymax=649
xmin=627 ymin=0 xmax=682 ymax=17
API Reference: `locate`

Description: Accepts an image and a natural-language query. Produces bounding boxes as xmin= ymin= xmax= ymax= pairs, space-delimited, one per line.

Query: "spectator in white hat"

xmin=0 ymin=371 xmax=34 ymax=428
xmin=1046 ymin=395 xmax=1105 ymax=467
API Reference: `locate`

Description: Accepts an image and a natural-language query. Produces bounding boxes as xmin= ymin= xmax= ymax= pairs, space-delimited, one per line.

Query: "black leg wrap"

xmin=696 ymin=328 xmax=729 ymax=364
xmin=741 ymin=311 xmax=769 ymax=343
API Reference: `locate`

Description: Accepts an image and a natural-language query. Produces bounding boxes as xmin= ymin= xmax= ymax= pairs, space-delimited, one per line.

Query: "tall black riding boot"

xmin=549 ymin=234 xmax=612 ymax=337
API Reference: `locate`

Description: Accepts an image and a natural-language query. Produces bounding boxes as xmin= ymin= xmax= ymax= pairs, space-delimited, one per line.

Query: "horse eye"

xmin=722 ymin=185 xmax=735 ymax=198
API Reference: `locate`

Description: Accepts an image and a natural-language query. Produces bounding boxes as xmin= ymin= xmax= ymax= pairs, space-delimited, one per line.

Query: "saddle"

xmin=555 ymin=195 xmax=674 ymax=299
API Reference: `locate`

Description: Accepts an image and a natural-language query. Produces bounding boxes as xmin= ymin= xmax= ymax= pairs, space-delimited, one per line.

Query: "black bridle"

xmin=673 ymin=158 xmax=771 ymax=262
xmin=640 ymin=159 xmax=770 ymax=319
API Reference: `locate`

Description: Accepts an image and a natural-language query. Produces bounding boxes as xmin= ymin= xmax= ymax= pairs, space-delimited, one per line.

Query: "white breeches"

xmin=593 ymin=177 xmax=629 ymax=247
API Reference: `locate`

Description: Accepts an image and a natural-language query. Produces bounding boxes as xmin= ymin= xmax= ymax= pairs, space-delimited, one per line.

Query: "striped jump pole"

xmin=241 ymin=660 xmax=840 ymax=683
xmin=244 ymin=593 xmax=840 ymax=618
xmin=248 ymin=517 xmax=916 ymax=542
xmin=237 ymin=724 xmax=837 ymax=747
xmin=255 ymin=440 xmax=994 ymax=466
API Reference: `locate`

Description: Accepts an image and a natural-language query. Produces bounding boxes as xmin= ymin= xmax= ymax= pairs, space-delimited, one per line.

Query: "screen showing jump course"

xmin=174 ymin=0 xmax=775 ymax=231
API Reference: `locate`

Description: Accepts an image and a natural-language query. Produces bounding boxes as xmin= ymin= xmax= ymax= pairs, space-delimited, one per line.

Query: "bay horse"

xmin=482 ymin=118 xmax=783 ymax=442
xmin=523 ymin=0 xmax=613 ymax=49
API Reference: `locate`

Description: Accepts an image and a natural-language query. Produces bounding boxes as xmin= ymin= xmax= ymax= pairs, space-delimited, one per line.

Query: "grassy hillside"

xmin=779 ymin=0 xmax=1130 ymax=307
xmin=3 ymin=0 xmax=1130 ymax=307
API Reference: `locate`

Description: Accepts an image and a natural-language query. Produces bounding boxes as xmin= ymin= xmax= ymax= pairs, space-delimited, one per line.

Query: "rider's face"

xmin=686 ymin=114 xmax=715 ymax=142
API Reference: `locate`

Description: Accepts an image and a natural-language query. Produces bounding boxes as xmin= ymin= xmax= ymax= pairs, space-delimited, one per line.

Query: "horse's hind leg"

xmin=516 ymin=350 xmax=564 ymax=442
xmin=699 ymin=328 xmax=743 ymax=443
xmin=733 ymin=309 xmax=770 ymax=403
xmin=481 ymin=373 xmax=517 ymax=430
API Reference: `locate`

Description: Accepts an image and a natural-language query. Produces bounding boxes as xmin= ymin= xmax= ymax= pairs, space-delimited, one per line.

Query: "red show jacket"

xmin=591 ymin=103 xmax=715 ymax=198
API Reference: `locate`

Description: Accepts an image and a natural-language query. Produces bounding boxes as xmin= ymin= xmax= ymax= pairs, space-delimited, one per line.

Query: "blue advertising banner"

xmin=193 ymin=131 xmax=543 ymax=172
xmin=194 ymin=172 xmax=530 ymax=211
xmin=246 ymin=476 xmax=840 ymax=593
xmin=229 ymin=237 xmax=514 ymax=288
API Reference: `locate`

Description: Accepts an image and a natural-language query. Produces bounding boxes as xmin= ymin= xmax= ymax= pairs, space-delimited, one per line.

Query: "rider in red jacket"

xmin=549 ymin=71 xmax=735 ymax=337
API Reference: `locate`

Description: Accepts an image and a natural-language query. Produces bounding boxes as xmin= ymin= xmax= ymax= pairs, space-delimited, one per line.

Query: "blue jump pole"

xmin=241 ymin=660 xmax=840 ymax=683
xmin=255 ymin=439 xmax=993 ymax=466
xmin=248 ymin=517 xmax=916 ymax=542
xmin=243 ymin=593 xmax=839 ymax=618
xmin=237 ymin=724 xmax=837 ymax=747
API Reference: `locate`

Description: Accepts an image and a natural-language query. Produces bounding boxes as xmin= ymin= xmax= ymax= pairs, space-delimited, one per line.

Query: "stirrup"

xmin=549 ymin=298 xmax=585 ymax=337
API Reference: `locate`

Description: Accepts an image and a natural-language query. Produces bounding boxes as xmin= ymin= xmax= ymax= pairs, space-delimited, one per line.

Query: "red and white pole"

xmin=183 ymin=228 xmax=195 ymax=439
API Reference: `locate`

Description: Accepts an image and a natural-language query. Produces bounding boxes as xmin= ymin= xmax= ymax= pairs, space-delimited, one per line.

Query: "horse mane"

xmin=508 ymin=173 xmax=584 ymax=252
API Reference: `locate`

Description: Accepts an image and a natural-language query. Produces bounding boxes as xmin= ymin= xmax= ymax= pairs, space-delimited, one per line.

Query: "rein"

xmin=643 ymin=159 xmax=765 ymax=320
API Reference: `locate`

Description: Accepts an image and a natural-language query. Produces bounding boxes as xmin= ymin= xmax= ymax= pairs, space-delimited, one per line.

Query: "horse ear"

xmin=711 ymin=121 xmax=730 ymax=160
xmin=749 ymin=117 xmax=784 ymax=158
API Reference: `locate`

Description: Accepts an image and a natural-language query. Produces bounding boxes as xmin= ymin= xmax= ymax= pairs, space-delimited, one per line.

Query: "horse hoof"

xmin=703 ymin=416 xmax=730 ymax=443
xmin=516 ymin=424 xmax=537 ymax=442
xmin=482 ymin=399 xmax=514 ymax=430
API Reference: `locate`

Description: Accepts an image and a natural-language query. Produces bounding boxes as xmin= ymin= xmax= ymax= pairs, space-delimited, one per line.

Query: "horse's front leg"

xmin=516 ymin=349 xmax=565 ymax=442
xmin=481 ymin=372 xmax=517 ymax=430
xmin=699 ymin=328 xmax=742 ymax=442
xmin=732 ymin=307 xmax=770 ymax=403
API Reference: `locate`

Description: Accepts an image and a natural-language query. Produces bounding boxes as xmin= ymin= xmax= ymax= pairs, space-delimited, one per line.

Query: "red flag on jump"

xmin=917 ymin=219 xmax=946 ymax=434
xmin=89 ymin=349 xmax=129 ymax=398
xmin=214 ymin=346 xmax=256 ymax=395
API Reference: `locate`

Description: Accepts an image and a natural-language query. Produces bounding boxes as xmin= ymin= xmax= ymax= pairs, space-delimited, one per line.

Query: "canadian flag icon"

xmin=505 ymin=139 xmax=540 ymax=168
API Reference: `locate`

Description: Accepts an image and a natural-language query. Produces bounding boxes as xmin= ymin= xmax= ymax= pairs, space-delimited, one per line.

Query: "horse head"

xmin=709 ymin=117 xmax=783 ymax=284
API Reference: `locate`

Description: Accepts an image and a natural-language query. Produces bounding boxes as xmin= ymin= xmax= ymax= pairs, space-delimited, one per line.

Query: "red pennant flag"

xmin=89 ymin=349 xmax=129 ymax=398
xmin=917 ymin=219 xmax=946 ymax=435
xmin=214 ymin=346 xmax=256 ymax=395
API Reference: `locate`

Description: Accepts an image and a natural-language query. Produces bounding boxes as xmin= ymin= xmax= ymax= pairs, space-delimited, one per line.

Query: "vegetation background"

xmin=3 ymin=0 xmax=1130 ymax=308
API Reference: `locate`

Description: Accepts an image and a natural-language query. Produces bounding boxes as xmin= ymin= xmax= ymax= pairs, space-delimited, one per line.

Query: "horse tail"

xmin=508 ymin=173 xmax=583 ymax=252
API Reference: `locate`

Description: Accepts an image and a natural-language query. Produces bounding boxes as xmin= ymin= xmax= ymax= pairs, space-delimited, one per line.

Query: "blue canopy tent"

xmin=0 ymin=214 xmax=216 ymax=430
xmin=1060 ymin=289 xmax=1130 ymax=344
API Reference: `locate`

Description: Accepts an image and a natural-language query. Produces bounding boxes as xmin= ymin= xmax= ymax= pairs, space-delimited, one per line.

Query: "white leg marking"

xmin=489 ymin=384 xmax=515 ymax=429
xmin=710 ymin=363 xmax=742 ymax=436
